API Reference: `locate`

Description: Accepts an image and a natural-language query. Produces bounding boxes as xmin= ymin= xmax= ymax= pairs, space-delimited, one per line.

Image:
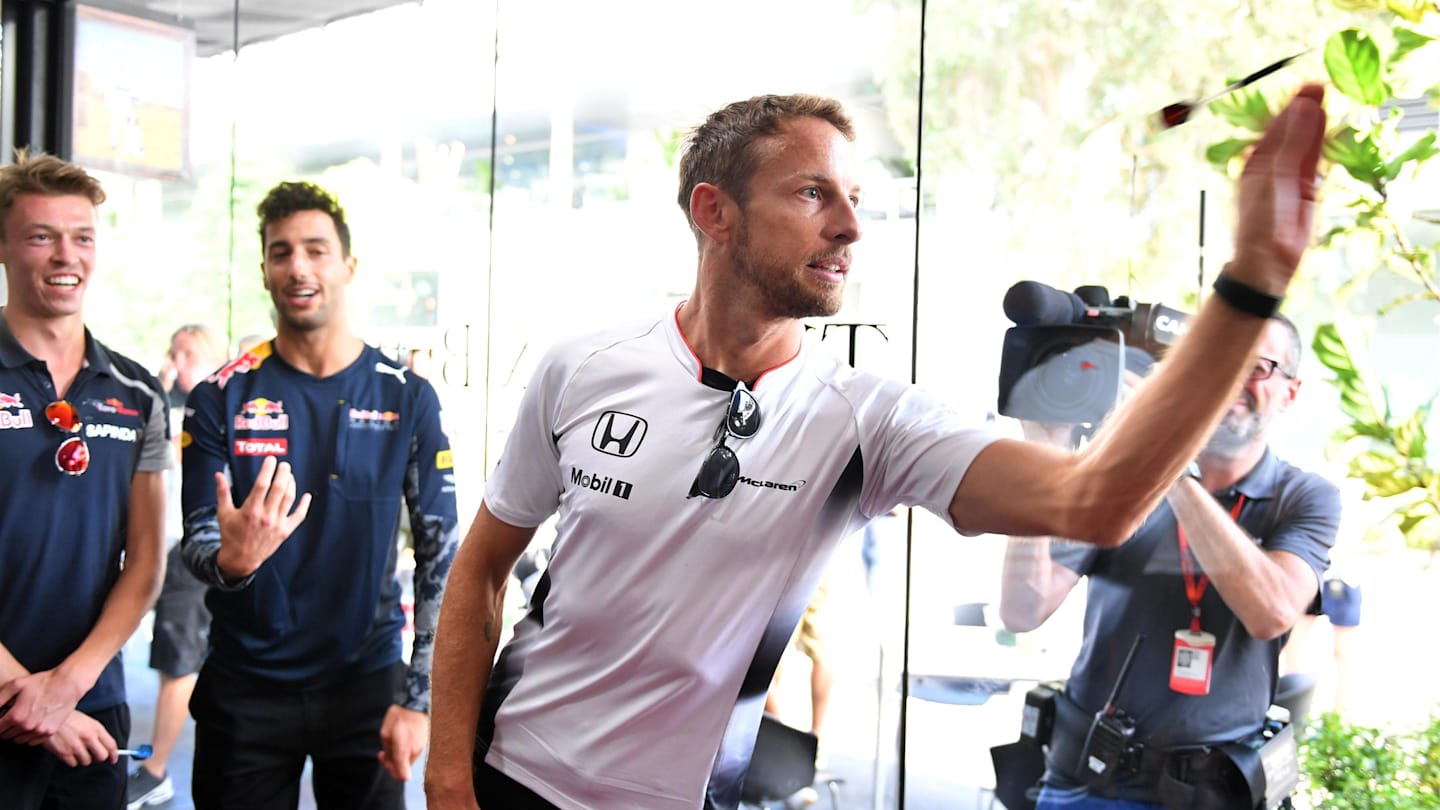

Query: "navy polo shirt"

xmin=0 ymin=314 xmax=169 ymax=712
xmin=1051 ymin=449 xmax=1339 ymax=752
xmin=181 ymin=341 xmax=457 ymax=709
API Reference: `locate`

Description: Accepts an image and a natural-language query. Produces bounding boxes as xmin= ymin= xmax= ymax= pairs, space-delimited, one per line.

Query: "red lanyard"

xmin=1177 ymin=494 xmax=1245 ymax=633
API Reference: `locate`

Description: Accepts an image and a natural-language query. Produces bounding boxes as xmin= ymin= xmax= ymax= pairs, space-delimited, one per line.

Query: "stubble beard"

xmin=271 ymin=290 xmax=329 ymax=335
xmin=1202 ymin=392 xmax=1269 ymax=460
xmin=732 ymin=221 xmax=843 ymax=319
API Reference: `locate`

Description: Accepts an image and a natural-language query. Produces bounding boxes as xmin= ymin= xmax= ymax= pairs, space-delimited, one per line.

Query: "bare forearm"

xmin=65 ymin=471 xmax=166 ymax=689
xmin=999 ymin=537 xmax=1076 ymax=632
xmin=1070 ymin=295 xmax=1268 ymax=536
xmin=61 ymin=558 xmax=162 ymax=690
xmin=1166 ymin=479 xmax=1313 ymax=640
xmin=427 ymin=541 xmax=509 ymax=785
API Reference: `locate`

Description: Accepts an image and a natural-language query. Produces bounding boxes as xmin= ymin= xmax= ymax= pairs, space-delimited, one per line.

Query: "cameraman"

xmin=999 ymin=315 xmax=1340 ymax=809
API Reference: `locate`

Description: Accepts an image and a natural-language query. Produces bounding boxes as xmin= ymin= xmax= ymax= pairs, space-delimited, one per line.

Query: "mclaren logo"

xmin=737 ymin=476 xmax=807 ymax=493
xmin=591 ymin=411 xmax=647 ymax=457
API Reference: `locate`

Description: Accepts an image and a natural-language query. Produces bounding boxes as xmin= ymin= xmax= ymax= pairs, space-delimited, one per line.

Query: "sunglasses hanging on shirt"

xmin=688 ymin=382 xmax=762 ymax=499
xmin=46 ymin=400 xmax=90 ymax=476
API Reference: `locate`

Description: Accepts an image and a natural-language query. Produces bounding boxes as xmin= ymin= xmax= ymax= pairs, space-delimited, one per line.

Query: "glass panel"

xmin=224 ymin=0 xmax=497 ymax=519
xmin=909 ymin=5 xmax=1355 ymax=807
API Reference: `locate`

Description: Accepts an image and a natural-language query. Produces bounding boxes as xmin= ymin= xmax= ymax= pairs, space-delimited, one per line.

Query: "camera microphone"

xmin=1002 ymin=281 xmax=1087 ymax=326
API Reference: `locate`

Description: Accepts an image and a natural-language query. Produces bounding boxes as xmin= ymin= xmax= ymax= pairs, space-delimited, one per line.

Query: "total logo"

xmin=570 ymin=467 xmax=634 ymax=500
xmin=235 ymin=398 xmax=289 ymax=431
xmin=234 ymin=438 xmax=288 ymax=456
xmin=0 ymin=392 xmax=32 ymax=430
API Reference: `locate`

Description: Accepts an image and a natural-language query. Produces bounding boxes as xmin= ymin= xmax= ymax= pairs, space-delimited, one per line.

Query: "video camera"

xmin=997 ymin=281 xmax=1192 ymax=424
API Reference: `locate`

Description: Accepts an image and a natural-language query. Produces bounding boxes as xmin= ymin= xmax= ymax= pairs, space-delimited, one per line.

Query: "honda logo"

xmin=592 ymin=411 xmax=648 ymax=457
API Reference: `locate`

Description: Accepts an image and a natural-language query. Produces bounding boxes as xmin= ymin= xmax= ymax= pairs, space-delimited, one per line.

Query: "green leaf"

xmin=1325 ymin=30 xmax=1392 ymax=106
xmin=1386 ymin=0 xmax=1434 ymax=23
xmin=1393 ymin=26 xmax=1437 ymax=63
xmin=1209 ymin=88 xmax=1273 ymax=133
xmin=1314 ymin=322 xmax=1391 ymax=427
xmin=1205 ymin=138 xmax=1255 ymax=167
xmin=1323 ymin=125 xmax=1387 ymax=190
xmin=1384 ymin=131 xmax=1440 ymax=181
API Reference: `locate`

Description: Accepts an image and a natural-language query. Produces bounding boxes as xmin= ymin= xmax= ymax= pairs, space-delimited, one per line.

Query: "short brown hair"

xmin=676 ymin=94 xmax=854 ymax=237
xmin=0 ymin=149 xmax=106 ymax=239
xmin=257 ymin=181 xmax=351 ymax=257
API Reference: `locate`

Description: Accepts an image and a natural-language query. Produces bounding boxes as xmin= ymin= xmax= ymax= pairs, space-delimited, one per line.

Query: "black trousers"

xmin=0 ymin=703 xmax=130 ymax=810
xmin=190 ymin=662 xmax=406 ymax=810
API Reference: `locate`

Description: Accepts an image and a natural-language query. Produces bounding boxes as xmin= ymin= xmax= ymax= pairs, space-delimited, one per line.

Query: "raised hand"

xmin=1231 ymin=84 xmax=1327 ymax=295
xmin=214 ymin=456 xmax=312 ymax=579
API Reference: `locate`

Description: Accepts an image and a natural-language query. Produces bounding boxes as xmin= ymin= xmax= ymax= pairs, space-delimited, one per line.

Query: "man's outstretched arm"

xmin=951 ymin=85 xmax=1327 ymax=545
xmin=425 ymin=502 xmax=536 ymax=810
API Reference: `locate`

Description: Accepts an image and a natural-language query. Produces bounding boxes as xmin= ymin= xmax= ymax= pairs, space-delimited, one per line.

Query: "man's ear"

xmin=345 ymin=254 xmax=358 ymax=283
xmin=690 ymin=183 xmax=738 ymax=244
xmin=259 ymin=262 xmax=270 ymax=291
xmin=1280 ymin=377 xmax=1303 ymax=410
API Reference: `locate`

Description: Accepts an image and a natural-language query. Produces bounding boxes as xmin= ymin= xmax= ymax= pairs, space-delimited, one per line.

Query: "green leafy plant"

xmin=1312 ymin=322 xmax=1438 ymax=550
xmin=1300 ymin=710 xmax=1440 ymax=808
xmin=1207 ymin=3 xmax=1440 ymax=551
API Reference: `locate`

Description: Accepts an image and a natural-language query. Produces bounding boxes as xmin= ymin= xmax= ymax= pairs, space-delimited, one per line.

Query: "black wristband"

xmin=1212 ymin=271 xmax=1283 ymax=319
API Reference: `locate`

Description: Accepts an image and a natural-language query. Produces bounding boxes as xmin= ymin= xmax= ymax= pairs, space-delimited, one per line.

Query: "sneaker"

xmin=126 ymin=767 xmax=174 ymax=809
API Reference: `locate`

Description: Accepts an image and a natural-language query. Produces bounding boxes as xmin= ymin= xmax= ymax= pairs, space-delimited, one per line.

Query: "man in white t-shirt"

xmin=425 ymin=87 xmax=1328 ymax=810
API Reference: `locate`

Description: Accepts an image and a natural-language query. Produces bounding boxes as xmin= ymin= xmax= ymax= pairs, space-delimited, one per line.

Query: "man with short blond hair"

xmin=0 ymin=149 xmax=170 ymax=809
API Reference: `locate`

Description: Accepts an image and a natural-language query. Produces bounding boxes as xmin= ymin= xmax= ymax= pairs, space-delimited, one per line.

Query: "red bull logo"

xmin=348 ymin=407 xmax=401 ymax=431
xmin=235 ymin=397 xmax=289 ymax=431
xmin=0 ymin=392 xmax=31 ymax=430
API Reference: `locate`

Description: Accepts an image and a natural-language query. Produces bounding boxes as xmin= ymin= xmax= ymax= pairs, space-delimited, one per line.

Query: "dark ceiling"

xmin=86 ymin=0 xmax=415 ymax=57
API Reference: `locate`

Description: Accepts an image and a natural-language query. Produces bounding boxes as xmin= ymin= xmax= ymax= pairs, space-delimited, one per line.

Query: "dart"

xmin=1155 ymin=50 xmax=1310 ymax=130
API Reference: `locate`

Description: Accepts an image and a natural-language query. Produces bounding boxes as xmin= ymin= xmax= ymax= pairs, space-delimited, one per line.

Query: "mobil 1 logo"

xmin=571 ymin=467 xmax=634 ymax=500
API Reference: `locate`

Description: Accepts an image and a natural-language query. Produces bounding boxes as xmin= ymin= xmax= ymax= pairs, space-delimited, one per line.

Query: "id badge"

xmin=1170 ymin=629 xmax=1215 ymax=695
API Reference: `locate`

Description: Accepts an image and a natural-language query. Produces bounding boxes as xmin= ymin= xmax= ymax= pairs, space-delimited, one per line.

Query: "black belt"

xmin=1047 ymin=692 xmax=1238 ymax=800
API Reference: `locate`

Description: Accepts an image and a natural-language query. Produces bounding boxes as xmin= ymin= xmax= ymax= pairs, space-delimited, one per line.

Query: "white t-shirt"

xmin=482 ymin=307 xmax=998 ymax=809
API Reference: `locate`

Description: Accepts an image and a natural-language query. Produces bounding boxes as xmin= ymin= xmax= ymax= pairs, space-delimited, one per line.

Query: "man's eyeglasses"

xmin=688 ymin=383 xmax=762 ymax=499
xmin=46 ymin=400 xmax=89 ymax=476
xmin=1249 ymin=357 xmax=1295 ymax=382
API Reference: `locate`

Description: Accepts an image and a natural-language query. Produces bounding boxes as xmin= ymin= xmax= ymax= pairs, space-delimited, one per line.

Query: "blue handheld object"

xmin=118 ymin=744 xmax=153 ymax=760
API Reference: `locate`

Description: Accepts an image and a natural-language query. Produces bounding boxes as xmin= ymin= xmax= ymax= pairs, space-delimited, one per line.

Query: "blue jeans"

xmin=1037 ymin=784 xmax=1166 ymax=809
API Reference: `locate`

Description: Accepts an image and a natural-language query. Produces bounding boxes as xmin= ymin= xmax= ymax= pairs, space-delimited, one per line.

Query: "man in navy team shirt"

xmin=0 ymin=150 xmax=169 ymax=809
xmin=180 ymin=181 xmax=458 ymax=810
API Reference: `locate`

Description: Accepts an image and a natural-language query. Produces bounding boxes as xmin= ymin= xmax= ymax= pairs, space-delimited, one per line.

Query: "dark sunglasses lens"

xmin=46 ymin=400 xmax=82 ymax=433
xmin=691 ymin=445 xmax=740 ymax=499
xmin=56 ymin=436 xmax=89 ymax=476
xmin=726 ymin=389 xmax=761 ymax=438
